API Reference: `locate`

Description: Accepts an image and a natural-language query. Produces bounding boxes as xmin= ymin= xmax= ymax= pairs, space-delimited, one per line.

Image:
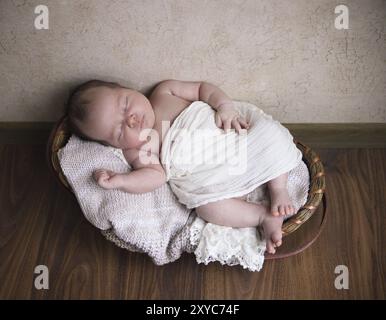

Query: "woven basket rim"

xmin=46 ymin=116 xmax=326 ymax=236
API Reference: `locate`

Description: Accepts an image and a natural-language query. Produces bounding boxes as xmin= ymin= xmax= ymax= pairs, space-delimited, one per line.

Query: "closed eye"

xmin=124 ymin=96 xmax=128 ymax=113
xmin=118 ymin=96 xmax=129 ymax=141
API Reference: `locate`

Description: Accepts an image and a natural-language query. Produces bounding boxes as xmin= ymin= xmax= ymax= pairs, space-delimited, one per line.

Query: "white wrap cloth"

xmin=161 ymin=100 xmax=303 ymax=209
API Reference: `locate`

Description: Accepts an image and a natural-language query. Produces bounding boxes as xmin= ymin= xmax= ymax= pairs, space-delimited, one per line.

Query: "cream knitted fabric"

xmin=58 ymin=135 xmax=192 ymax=265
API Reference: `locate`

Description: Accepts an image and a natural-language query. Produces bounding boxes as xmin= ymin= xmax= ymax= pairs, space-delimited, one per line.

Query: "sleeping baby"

xmin=66 ymin=79 xmax=302 ymax=254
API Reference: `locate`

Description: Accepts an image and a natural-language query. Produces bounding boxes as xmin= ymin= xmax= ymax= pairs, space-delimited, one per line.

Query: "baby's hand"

xmin=215 ymin=102 xmax=250 ymax=134
xmin=92 ymin=169 xmax=121 ymax=190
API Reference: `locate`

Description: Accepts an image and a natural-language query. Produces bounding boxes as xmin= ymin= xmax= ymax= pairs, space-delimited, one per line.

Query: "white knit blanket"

xmin=58 ymin=106 xmax=309 ymax=271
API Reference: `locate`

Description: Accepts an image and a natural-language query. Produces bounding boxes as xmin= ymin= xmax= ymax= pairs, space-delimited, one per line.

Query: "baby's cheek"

xmin=135 ymin=134 xmax=148 ymax=147
xmin=122 ymin=132 xmax=143 ymax=149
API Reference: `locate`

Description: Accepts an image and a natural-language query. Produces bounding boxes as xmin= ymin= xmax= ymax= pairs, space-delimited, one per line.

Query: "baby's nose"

xmin=126 ymin=114 xmax=138 ymax=128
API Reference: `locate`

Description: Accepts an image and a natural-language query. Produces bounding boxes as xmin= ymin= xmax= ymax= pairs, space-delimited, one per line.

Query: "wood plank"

xmin=285 ymin=123 xmax=386 ymax=148
xmin=1 ymin=122 xmax=386 ymax=147
xmin=0 ymin=146 xmax=385 ymax=299
xmin=0 ymin=122 xmax=53 ymax=145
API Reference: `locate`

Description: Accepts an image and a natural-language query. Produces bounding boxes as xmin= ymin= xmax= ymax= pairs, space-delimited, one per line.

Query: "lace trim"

xmin=189 ymin=217 xmax=266 ymax=272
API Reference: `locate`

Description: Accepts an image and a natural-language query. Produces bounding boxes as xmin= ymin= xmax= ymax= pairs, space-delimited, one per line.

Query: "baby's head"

xmin=67 ymin=80 xmax=155 ymax=149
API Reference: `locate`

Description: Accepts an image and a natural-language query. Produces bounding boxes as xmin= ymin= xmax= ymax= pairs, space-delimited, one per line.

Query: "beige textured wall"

xmin=0 ymin=0 xmax=385 ymax=122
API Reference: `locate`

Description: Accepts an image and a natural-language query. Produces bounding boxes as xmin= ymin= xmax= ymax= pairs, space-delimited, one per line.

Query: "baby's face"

xmin=80 ymin=86 xmax=155 ymax=149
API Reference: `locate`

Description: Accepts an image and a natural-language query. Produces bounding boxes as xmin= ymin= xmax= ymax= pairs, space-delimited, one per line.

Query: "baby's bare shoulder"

xmin=149 ymin=82 xmax=193 ymax=111
xmin=149 ymin=90 xmax=194 ymax=138
xmin=150 ymin=90 xmax=191 ymax=110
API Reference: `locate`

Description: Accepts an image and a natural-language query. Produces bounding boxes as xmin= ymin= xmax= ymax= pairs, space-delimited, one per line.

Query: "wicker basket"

xmin=47 ymin=116 xmax=326 ymax=239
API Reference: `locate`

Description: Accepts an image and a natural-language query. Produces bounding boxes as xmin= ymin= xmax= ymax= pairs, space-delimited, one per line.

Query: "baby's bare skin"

xmin=81 ymin=80 xmax=294 ymax=254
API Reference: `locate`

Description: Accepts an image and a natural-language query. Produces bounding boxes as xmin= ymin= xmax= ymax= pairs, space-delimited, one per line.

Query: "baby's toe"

xmin=271 ymin=230 xmax=283 ymax=248
xmin=279 ymin=205 xmax=286 ymax=216
xmin=266 ymin=239 xmax=276 ymax=254
xmin=266 ymin=230 xmax=283 ymax=254
xmin=271 ymin=205 xmax=280 ymax=216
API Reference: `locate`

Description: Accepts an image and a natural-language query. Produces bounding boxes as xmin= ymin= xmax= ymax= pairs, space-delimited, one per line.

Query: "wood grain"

xmin=1 ymin=122 xmax=386 ymax=147
xmin=0 ymin=145 xmax=385 ymax=299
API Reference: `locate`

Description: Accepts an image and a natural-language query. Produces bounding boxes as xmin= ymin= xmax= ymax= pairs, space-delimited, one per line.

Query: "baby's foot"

xmin=261 ymin=213 xmax=284 ymax=254
xmin=269 ymin=187 xmax=295 ymax=217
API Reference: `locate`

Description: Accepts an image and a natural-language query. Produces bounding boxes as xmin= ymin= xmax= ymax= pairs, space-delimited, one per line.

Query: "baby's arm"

xmin=151 ymin=79 xmax=232 ymax=110
xmin=93 ymin=149 xmax=166 ymax=193
xmin=151 ymin=80 xmax=249 ymax=132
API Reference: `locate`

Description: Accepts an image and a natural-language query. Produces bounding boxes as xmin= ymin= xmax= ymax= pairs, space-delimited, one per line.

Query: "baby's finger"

xmin=105 ymin=170 xmax=115 ymax=176
xmin=232 ymin=119 xmax=242 ymax=134
xmin=93 ymin=169 xmax=104 ymax=180
xmin=215 ymin=113 xmax=223 ymax=128
xmin=98 ymin=179 xmax=113 ymax=189
xmin=98 ymin=175 xmax=109 ymax=184
xmin=238 ymin=118 xmax=250 ymax=129
xmin=93 ymin=169 xmax=103 ymax=175
xmin=223 ymin=119 xmax=232 ymax=132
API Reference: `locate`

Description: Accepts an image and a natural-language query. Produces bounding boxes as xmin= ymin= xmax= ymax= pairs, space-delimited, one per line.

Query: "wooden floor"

xmin=0 ymin=145 xmax=385 ymax=299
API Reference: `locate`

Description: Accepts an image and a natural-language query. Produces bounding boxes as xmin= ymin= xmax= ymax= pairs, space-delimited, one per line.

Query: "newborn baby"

xmin=67 ymin=79 xmax=301 ymax=254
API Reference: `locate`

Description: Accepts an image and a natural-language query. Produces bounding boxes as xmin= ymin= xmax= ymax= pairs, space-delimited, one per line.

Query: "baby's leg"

xmin=195 ymin=198 xmax=283 ymax=254
xmin=267 ymin=172 xmax=295 ymax=216
xmin=195 ymin=198 xmax=266 ymax=228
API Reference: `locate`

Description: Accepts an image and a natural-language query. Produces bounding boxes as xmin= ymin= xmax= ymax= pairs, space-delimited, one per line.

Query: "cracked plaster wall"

xmin=0 ymin=0 xmax=385 ymax=122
